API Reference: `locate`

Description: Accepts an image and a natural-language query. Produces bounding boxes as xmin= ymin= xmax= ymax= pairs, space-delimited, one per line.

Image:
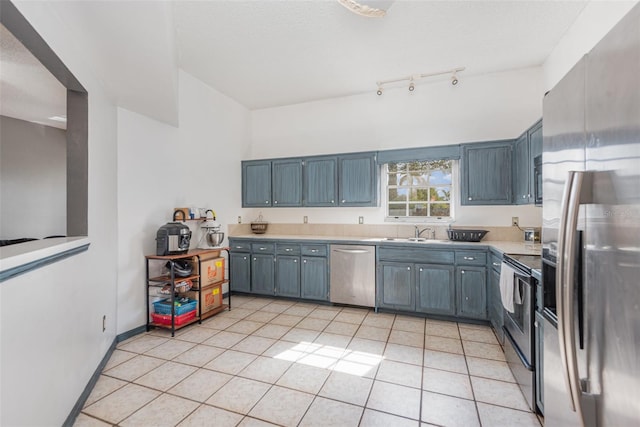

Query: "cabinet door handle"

xmin=419 ymin=268 xmax=423 ymax=272
xmin=311 ymin=249 xmax=318 ymax=253
xmin=527 ymin=193 xmax=531 ymax=197
xmin=294 ymin=259 xmax=297 ymax=263
xmin=468 ymin=197 xmax=473 ymax=201
xmin=259 ymin=247 xmax=266 ymax=250
xmin=464 ymin=256 xmax=475 ymax=260
xmin=493 ymin=262 xmax=500 ymax=266
xmin=265 ymin=200 xmax=269 ymax=204
xmin=461 ymin=270 xmax=465 ymax=274
xmin=243 ymin=256 xmax=247 ymax=260
xmin=303 ymin=259 xmax=307 ymax=263
xmin=285 ymin=248 xmax=292 ymax=252
xmin=253 ymin=258 xmax=257 ymax=261
xmin=465 ymin=296 xmax=469 ymax=300
xmin=341 ymin=199 xmax=346 ymax=203
xmin=331 ymin=200 xmax=334 ymax=203
xmin=407 ymin=267 xmax=411 ymax=271
xmin=274 ymin=200 xmax=278 ymax=204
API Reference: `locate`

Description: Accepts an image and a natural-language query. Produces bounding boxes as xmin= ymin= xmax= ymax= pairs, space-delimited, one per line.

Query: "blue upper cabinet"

xmin=304 ymin=156 xmax=338 ymax=207
xmin=272 ymin=158 xmax=303 ymax=207
xmin=461 ymin=141 xmax=513 ymax=205
xmin=242 ymin=160 xmax=272 ymax=207
xmin=338 ymin=152 xmax=378 ymax=207
xmin=512 ymin=119 xmax=543 ymax=205
xmin=513 ymin=133 xmax=530 ymax=204
xmin=528 ymin=120 xmax=543 ymax=204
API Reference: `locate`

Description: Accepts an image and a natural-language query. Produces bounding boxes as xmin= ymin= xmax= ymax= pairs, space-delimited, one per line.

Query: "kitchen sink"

xmin=380 ymin=237 xmax=450 ymax=244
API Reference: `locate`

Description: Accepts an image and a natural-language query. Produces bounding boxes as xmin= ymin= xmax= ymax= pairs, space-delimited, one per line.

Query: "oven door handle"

xmin=513 ymin=271 xmax=530 ymax=283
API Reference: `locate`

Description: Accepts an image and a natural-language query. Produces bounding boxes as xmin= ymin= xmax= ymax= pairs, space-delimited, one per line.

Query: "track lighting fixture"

xmin=375 ymin=67 xmax=465 ymax=95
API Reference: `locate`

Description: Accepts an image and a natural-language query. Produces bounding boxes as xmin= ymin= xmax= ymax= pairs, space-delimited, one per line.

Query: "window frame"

xmin=383 ymin=159 xmax=457 ymax=223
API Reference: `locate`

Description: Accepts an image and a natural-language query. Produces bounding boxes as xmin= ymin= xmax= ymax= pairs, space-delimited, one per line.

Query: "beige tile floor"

xmin=75 ymin=296 xmax=542 ymax=427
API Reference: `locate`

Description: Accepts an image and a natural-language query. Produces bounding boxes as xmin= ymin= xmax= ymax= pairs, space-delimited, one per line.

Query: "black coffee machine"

xmin=156 ymin=210 xmax=192 ymax=256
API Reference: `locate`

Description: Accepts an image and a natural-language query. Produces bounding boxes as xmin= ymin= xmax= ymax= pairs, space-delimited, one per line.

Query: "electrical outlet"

xmin=512 ymin=217 xmax=519 ymax=227
xmin=102 ymin=315 xmax=106 ymax=332
xmin=359 ymin=216 xmax=364 ymax=224
xmin=237 ymin=216 xmax=242 ymax=224
xmin=303 ymin=216 xmax=308 ymax=224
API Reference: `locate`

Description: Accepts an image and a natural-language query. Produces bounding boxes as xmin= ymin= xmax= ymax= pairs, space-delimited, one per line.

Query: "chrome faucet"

xmin=414 ymin=226 xmax=435 ymax=239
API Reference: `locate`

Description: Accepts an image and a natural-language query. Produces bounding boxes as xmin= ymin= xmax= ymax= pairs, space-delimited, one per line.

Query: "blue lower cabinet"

xmin=456 ymin=266 xmax=487 ymax=319
xmin=301 ymin=257 xmax=328 ymax=301
xmin=276 ymin=256 xmax=301 ymax=297
xmin=416 ymin=264 xmax=455 ymax=316
xmin=230 ymin=252 xmax=251 ymax=293
xmin=251 ymin=254 xmax=275 ymax=295
xmin=377 ymin=262 xmax=415 ymax=311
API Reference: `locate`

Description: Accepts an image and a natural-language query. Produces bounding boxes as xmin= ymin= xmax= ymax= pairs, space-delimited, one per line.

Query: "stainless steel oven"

xmin=502 ymin=254 xmax=540 ymax=412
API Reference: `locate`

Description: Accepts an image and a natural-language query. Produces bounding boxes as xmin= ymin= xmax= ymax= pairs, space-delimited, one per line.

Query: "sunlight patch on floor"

xmin=273 ymin=341 xmax=384 ymax=376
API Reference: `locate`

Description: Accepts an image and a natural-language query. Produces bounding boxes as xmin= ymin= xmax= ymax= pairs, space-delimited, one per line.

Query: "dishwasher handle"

xmin=332 ymin=248 xmax=371 ymax=254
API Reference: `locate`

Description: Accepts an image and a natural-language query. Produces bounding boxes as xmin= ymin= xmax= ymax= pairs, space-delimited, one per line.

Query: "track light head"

xmin=376 ymin=87 xmax=383 ymax=96
xmin=408 ymin=79 xmax=415 ymax=92
xmin=451 ymin=74 xmax=459 ymax=86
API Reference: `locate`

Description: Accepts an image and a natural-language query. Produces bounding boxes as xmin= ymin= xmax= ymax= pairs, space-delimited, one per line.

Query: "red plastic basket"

xmin=151 ymin=309 xmax=196 ymax=326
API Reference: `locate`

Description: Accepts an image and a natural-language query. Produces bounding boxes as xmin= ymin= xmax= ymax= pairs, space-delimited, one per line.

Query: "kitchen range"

xmin=501 ymin=253 xmax=542 ymax=413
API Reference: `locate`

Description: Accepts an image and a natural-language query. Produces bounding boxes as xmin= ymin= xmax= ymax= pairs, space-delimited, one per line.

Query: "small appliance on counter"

xmin=155 ymin=210 xmax=192 ymax=256
xmin=523 ymin=228 xmax=541 ymax=243
xmin=198 ymin=209 xmax=225 ymax=249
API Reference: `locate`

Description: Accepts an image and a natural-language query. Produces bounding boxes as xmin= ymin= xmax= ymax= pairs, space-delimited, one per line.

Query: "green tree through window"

xmin=386 ymin=160 xmax=453 ymax=218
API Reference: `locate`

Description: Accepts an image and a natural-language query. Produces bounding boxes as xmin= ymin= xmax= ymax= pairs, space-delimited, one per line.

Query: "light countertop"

xmin=229 ymin=234 xmax=541 ymax=256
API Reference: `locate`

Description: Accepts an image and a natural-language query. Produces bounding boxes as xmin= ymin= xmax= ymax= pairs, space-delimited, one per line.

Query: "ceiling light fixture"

xmin=375 ymin=67 xmax=465 ymax=95
xmin=338 ymin=0 xmax=395 ymax=18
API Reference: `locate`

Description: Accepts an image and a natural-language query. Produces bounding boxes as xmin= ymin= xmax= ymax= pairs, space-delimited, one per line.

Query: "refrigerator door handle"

xmin=562 ymin=170 xmax=597 ymax=427
xmin=556 ymin=171 xmax=574 ymax=412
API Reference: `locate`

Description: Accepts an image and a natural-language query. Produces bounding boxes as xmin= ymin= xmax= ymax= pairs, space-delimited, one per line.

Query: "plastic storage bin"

xmin=151 ymin=310 xmax=196 ymax=326
xmin=153 ymin=298 xmax=197 ymax=315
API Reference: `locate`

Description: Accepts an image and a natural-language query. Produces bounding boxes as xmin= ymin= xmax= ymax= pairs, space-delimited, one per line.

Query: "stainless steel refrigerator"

xmin=541 ymin=4 xmax=639 ymax=426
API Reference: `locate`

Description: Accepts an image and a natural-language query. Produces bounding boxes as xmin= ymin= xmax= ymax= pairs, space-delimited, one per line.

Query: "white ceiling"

xmin=4 ymin=0 xmax=592 ymax=126
xmin=0 ymin=24 xmax=67 ymax=129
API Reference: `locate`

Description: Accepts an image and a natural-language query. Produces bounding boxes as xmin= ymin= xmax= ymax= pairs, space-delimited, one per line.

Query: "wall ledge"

xmin=0 ymin=237 xmax=90 ymax=282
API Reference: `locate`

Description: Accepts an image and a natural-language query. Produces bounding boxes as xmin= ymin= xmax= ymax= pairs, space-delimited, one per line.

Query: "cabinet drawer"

xmin=301 ymin=244 xmax=328 ymax=256
xmin=455 ymin=251 xmax=487 ymax=266
xmin=252 ymin=242 xmax=275 ymax=253
xmin=277 ymin=243 xmax=301 ymax=255
xmin=490 ymin=254 xmax=502 ymax=272
xmin=229 ymin=241 xmax=251 ymax=252
xmin=378 ymin=247 xmax=454 ymax=264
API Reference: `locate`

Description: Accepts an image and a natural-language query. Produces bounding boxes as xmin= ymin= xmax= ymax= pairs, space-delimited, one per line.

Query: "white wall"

xmin=247 ymin=67 xmax=545 ymax=228
xmin=116 ymin=70 xmax=250 ymax=334
xmin=543 ymin=1 xmax=638 ymax=91
xmin=0 ymin=2 xmax=119 ymax=425
xmin=0 ymin=116 xmax=67 ymax=239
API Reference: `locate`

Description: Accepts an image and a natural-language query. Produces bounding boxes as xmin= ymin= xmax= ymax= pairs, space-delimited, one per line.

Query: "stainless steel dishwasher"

xmin=330 ymin=244 xmax=376 ymax=307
